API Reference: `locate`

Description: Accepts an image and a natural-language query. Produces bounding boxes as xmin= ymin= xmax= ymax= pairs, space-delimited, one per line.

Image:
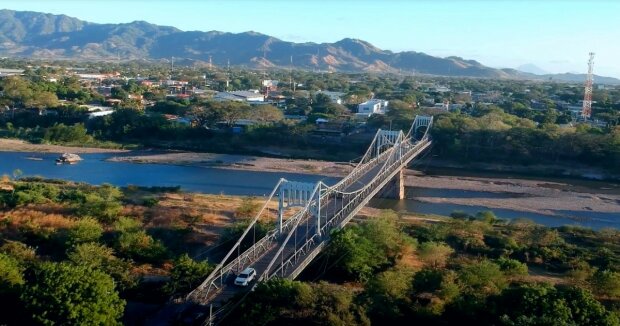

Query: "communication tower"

xmin=581 ymin=52 xmax=595 ymax=120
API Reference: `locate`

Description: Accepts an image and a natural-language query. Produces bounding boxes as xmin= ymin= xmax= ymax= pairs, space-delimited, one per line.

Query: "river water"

xmin=1 ymin=151 xmax=618 ymax=229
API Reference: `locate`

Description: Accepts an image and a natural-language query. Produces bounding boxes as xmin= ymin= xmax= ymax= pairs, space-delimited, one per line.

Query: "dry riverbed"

xmin=405 ymin=174 xmax=620 ymax=220
xmin=107 ymin=151 xmax=620 ymax=222
xmin=0 ymin=138 xmax=127 ymax=154
xmin=107 ymin=151 xmax=355 ymax=177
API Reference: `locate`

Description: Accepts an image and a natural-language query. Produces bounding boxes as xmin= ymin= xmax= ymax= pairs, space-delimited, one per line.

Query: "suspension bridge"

xmin=182 ymin=115 xmax=433 ymax=324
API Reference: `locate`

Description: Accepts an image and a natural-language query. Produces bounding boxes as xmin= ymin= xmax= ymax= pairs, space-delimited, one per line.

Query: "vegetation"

xmin=226 ymin=212 xmax=620 ymax=325
xmin=0 ymin=178 xmax=225 ymax=324
xmin=1 ymin=176 xmax=619 ymax=324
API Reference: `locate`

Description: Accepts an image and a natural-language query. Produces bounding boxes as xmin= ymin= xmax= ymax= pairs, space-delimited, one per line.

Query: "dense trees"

xmin=226 ymin=212 xmax=620 ymax=325
xmin=488 ymin=284 xmax=619 ymax=325
xmin=21 ymin=262 xmax=125 ymax=325
xmin=432 ymin=111 xmax=620 ymax=172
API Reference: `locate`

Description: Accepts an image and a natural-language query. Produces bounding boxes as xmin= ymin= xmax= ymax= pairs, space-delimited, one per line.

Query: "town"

xmin=1 ymin=59 xmax=618 ymax=170
xmin=1 ymin=2 xmax=620 ymax=325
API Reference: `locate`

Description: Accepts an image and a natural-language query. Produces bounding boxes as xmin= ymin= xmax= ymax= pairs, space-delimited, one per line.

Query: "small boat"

xmin=55 ymin=153 xmax=83 ymax=165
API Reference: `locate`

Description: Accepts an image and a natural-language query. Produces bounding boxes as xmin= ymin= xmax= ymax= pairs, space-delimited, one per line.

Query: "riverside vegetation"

xmin=0 ymin=177 xmax=619 ymax=325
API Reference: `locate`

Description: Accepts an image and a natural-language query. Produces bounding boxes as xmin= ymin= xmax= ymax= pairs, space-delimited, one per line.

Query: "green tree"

xmin=0 ymin=253 xmax=24 ymax=292
xmin=366 ymin=267 xmax=414 ymax=320
xmin=253 ymin=105 xmax=284 ymax=123
xmin=116 ymin=230 xmax=168 ymax=262
xmin=418 ymin=241 xmax=454 ymax=268
xmin=165 ymin=254 xmax=212 ymax=295
xmin=490 ymin=284 xmax=618 ymax=326
xmin=21 ymin=262 xmax=125 ymax=325
xmin=0 ymin=76 xmax=33 ymax=113
xmin=459 ymin=260 xmax=507 ymax=296
xmin=67 ymin=243 xmax=136 ymax=290
xmin=592 ymin=270 xmax=620 ymax=299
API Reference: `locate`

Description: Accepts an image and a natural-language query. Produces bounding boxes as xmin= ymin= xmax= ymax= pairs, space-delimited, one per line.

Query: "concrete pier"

xmin=381 ymin=169 xmax=405 ymax=200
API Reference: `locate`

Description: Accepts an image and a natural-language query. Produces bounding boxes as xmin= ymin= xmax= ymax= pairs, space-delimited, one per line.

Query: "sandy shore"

xmin=404 ymin=174 xmax=620 ymax=218
xmin=0 ymin=138 xmax=127 ymax=154
xmin=107 ymin=151 xmax=620 ymax=221
xmin=107 ymin=151 xmax=354 ymax=177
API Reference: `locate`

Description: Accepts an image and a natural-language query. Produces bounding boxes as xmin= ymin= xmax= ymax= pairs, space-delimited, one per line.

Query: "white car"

xmin=234 ymin=267 xmax=257 ymax=286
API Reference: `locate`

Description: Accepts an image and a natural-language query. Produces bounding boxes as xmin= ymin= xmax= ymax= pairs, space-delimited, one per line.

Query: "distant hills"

xmin=1 ymin=9 xmax=619 ymax=84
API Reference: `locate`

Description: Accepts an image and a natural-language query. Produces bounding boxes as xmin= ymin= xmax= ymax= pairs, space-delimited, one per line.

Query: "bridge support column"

xmin=381 ymin=169 xmax=405 ymax=200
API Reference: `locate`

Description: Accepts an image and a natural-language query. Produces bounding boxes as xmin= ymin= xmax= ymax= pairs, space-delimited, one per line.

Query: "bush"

xmin=458 ymin=260 xmax=507 ymax=296
xmin=113 ymin=216 xmax=142 ymax=233
xmin=417 ymin=242 xmax=454 ymax=269
xmin=142 ymin=196 xmax=159 ymax=207
xmin=496 ymin=257 xmax=528 ymax=276
xmin=117 ymin=230 xmax=168 ymax=262
xmin=234 ymin=197 xmax=260 ymax=218
xmin=65 ymin=217 xmax=103 ymax=248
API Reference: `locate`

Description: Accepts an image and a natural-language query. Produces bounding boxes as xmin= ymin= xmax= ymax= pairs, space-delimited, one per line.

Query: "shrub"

xmin=65 ymin=217 xmax=103 ymax=248
xmin=496 ymin=257 xmax=528 ymax=276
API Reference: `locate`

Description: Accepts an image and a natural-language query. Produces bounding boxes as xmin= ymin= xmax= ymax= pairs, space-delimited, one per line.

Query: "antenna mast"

xmin=226 ymin=59 xmax=231 ymax=90
xmin=289 ymin=56 xmax=293 ymax=91
xmin=581 ymin=52 xmax=595 ymax=120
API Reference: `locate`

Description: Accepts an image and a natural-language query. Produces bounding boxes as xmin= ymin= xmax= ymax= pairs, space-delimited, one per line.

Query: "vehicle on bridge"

xmin=234 ymin=267 xmax=256 ymax=286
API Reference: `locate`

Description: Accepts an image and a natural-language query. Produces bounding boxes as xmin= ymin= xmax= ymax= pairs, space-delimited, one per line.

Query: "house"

xmin=316 ymin=91 xmax=346 ymax=104
xmin=88 ymin=109 xmax=115 ymax=119
xmin=262 ymin=80 xmax=279 ymax=93
xmin=357 ymin=99 xmax=388 ymax=117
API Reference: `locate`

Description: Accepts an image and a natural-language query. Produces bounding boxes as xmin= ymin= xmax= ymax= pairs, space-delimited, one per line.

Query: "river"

xmin=1 ymin=151 xmax=618 ymax=229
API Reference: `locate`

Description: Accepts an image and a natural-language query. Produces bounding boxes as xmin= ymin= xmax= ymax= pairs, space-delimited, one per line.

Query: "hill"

xmin=1 ymin=9 xmax=619 ymax=83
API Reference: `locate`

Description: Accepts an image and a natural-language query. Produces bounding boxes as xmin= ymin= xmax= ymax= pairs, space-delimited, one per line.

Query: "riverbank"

xmin=0 ymin=138 xmax=128 ymax=154
xmin=106 ymin=151 xmax=620 ymax=225
xmin=403 ymin=174 xmax=620 ymax=222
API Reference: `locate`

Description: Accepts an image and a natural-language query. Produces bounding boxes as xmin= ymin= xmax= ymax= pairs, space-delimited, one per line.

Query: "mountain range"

xmin=1 ymin=9 xmax=618 ymax=84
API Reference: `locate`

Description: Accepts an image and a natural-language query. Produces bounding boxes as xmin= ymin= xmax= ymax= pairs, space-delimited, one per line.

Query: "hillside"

xmin=0 ymin=9 xmax=511 ymax=77
xmin=1 ymin=9 xmax=619 ymax=83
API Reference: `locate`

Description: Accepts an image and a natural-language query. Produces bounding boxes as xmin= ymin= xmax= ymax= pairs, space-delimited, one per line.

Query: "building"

xmin=0 ymin=68 xmax=24 ymax=77
xmin=357 ymin=99 xmax=388 ymax=117
xmin=214 ymin=90 xmax=265 ymax=102
xmin=316 ymin=91 xmax=346 ymax=104
xmin=262 ymin=80 xmax=279 ymax=93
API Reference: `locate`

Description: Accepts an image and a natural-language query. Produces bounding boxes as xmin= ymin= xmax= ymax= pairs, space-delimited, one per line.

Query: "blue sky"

xmin=3 ymin=0 xmax=620 ymax=77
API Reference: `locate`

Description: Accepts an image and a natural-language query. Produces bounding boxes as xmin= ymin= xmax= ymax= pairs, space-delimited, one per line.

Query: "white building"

xmin=214 ymin=90 xmax=265 ymax=102
xmin=316 ymin=91 xmax=345 ymax=104
xmin=0 ymin=68 xmax=24 ymax=77
xmin=357 ymin=99 xmax=388 ymax=117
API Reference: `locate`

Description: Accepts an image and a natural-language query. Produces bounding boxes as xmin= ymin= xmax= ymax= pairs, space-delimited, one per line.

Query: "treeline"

xmin=431 ymin=108 xmax=620 ymax=172
xmin=226 ymin=212 xmax=620 ymax=325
